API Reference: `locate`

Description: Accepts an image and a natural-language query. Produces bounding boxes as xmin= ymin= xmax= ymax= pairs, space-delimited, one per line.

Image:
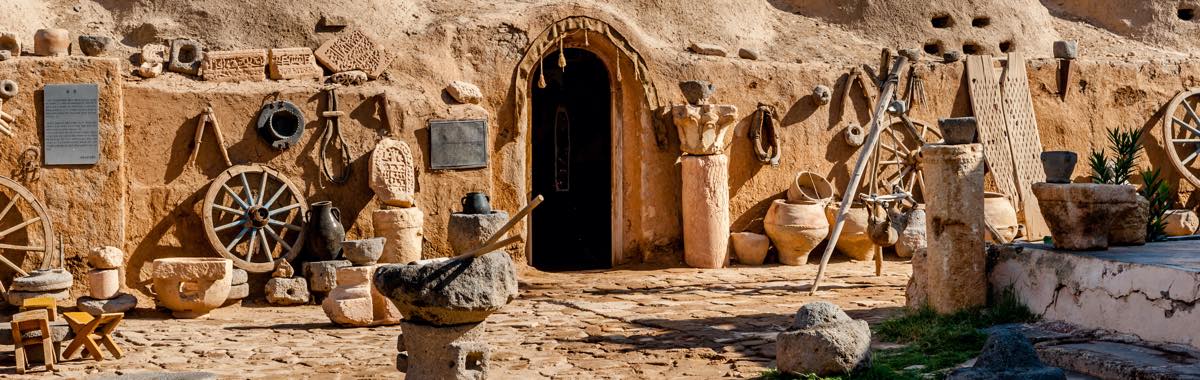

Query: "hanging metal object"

xmin=749 ymin=103 xmax=781 ymax=165
xmin=189 ymin=105 xmax=233 ymax=168
xmin=0 ymin=79 xmax=18 ymax=137
xmin=256 ymin=94 xmax=305 ymax=150
xmin=14 ymin=147 xmax=39 ymax=182
xmin=320 ymin=86 xmax=353 ymax=184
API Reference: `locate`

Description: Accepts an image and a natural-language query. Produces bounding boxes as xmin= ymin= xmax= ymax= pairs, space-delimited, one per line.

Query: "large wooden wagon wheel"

xmin=872 ymin=117 xmax=941 ymax=203
xmin=202 ymin=165 xmax=308 ymax=273
xmin=1163 ymin=88 xmax=1200 ymax=189
xmin=0 ymin=176 xmax=54 ymax=276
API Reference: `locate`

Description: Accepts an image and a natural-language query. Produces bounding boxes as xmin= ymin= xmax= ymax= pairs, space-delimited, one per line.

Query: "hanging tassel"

xmin=558 ymin=36 xmax=567 ymax=70
xmin=584 ymin=28 xmax=590 ymax=46
xmin=538 ymin=52 xmax=547 ymax=89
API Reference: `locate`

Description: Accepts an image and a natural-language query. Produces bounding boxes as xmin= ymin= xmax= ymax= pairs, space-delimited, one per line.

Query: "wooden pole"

xmin=810 ymin=55 xmax=909 ymax=295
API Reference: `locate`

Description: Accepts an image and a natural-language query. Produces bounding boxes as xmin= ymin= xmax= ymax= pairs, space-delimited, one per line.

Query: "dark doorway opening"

xmin=530 ymin=48 xmax=613 ymax=271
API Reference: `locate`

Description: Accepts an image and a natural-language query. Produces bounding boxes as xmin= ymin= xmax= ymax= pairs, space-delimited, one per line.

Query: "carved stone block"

xmin=268 ymin=47 xmax=323 ymax=80
xmin=314 ymin=29 xmax=391 ymax=78
xmin=672 ymin=103 xmax=738 ymax=155
xmin=369 ymin=138 xmax=417 ymax=207
xmin=169 ymin=39 xmax=204 ymax=75
xmin=202 ymin=49 xmax=268 ymax=82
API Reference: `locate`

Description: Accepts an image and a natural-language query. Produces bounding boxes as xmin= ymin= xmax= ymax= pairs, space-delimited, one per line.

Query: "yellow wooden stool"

xmin=20 ymin=296 xmax=58 ymax=322
xmin=10 ymin=309 xmax=55 ymax=374
xmin=62 ymin=312 xmax=124 ymax=361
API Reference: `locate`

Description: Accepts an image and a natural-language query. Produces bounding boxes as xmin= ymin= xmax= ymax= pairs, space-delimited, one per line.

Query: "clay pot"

xmin=1032 ymin=183 xmax=1140 ymax=250
xmin=306 ymin=201 xmax=346 ymax=261
xmin=341 ymin=238 xmax=386 ymax=266
xmin=1164 ymin=209 xmax=1199 ymax=236
xmin=824 ymin=202 xmax=876 ymax=261
xmin=938 ymin=117 xmax=977 ymax=145
xmin=896 ymin=205 xmax=926 ymax=258
xmin=764 ymin=200 xmax=829 ymax=265
xmin=1040 ymin=151 xmax=1077 ymax=184
xmin=460 ymin=192 xmax=492 ymax=214
xmin=787 ymin=172 xmax=834 ymax=204
xmin=984 ymin=192 xmax=1019 ymax=243
xmin=730 ymin=232 xmax=770 ymax=266
xmin=151 ymin=258 xmax=232 ymax=318
xmin=33 ymin=29 xmax=70 ymax=57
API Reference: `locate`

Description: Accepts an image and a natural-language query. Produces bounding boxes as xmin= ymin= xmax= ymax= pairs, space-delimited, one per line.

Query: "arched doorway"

xmin=530 ymin=48 xmax=612 ymax=271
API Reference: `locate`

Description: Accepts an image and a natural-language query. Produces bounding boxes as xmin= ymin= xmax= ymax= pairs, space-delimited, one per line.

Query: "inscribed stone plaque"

xmin=268 ymin=47 xmax=322 ymax=80
xmin=201 ymin=49 xmax=267 ymax=82
xmin=43 ymin=83 xmax=100 ymax=165
xmin=314 ymin=30 xmax=391 ymax=78
xmin=429 ymin=119 xmax=488 ymax=170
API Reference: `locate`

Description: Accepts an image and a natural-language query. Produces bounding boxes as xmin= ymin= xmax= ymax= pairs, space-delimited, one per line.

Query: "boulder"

xmin=303 ymin=260 xmax=351 ymax=293
xmin=678 ymin=80 xmax=716 ymax=106
xmin=1165 ymin=209 xmax=1199 ymax=236
xmin=266 ymin=277 xmax=310 ymax=306
xmin=375 ymin=251 xmax=518 ymax=326
xmin=447 ymin=212 xmax=509 ymax=254
xmin=88 ymin=269 xmax=120 ymax=300
xmin=77 ymin=35 xmax=113 ymax=56
xmin=77 ymin=293 xmax=137 ymax=315
xmin=948 ymin=329 xmax=1066 ymax=380
xmin=231 ymin=268 xmax=248 ymax=285
xmin=226 ymin=283 xmax=249 ymax=301
xmin=446 ymin=81 xmax=483 ymax=104
xmin=11 ymin=269 xmax=73 ymax=292
xmin=687 ymin=42 xmax=727 ymax=57
xmin=737 ymin=48 xmax=759 ymax=60
xmin=0 ymin=32 xmax=20 ymax=58
xmin=271 ymin=260 xmax=293 ymax=279
xmin=777 ymin=302 xmax=871 ymax=376
xmin=89 ymin=246 xmax=124 ymax=269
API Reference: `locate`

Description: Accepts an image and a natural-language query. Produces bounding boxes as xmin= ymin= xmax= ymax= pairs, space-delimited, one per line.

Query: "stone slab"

xmin=201 ymin=49 xmax=268 ymax=82
xmin=314 ymin=29 xmax=391 ymax=78
xmin=268 ymin=47 xmax=322 ymax=80
xmin=991 ymin=241 xmax=1200 ymax=350
xmin=77 ymin=293 xmax=137 ymax=315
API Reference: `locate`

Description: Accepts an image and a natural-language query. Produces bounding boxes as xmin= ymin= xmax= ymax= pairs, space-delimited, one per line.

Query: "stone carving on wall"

xmin=269 ymin=47 xmax=323 ymax=80
xmin=201 ymin=49 xmax=268 ymax=82
xmin=369 ymin=138 xmax=416 ymax=207
xmin=314 ymin=29 xmax=391 ymax=78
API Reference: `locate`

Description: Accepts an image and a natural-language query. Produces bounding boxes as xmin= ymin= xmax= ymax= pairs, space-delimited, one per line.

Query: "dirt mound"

xmin=1044 ymin=0 xmax=1200 ymax=51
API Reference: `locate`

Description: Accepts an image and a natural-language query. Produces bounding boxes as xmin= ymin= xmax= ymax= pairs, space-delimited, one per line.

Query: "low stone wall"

xmin=990 ymin=242 xmax=1200 ymax=349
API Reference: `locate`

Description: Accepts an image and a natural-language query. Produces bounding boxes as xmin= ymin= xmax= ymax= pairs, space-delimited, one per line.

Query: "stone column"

xmin=921 ymin=144 xmax=986 ymax=314
xmin=681 ymin=155 xmax=730 ymax=268
xmin=373 ymin=208 xmax=424 ymax=264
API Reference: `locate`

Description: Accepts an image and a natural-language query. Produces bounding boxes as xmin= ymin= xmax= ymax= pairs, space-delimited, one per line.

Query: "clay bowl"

xmin=341 ymin=238 xmax=386 ymax=266
xmin=938 ymin=117 xmax=978 ymax=145
xmin=1040 ymin=151 xmax=1077 ymax=184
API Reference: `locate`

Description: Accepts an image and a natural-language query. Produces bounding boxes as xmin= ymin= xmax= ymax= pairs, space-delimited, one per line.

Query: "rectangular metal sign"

xmin=429 ymin=119 xmax=488 ymax=170
xmin=43 ymin=84 xmax=100 ymax=165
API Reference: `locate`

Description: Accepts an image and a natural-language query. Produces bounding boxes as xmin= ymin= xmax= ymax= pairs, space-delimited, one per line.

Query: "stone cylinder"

xmin=447 ymin=211 xmax=510 ymax=254
xmin=681 ymin=155 xmax=730 ymax=269
xmin=88 ymin=269 xmax=120 ymax=300
xmin=372 ymin=208 xmax=424 ymax=264
xmin=920 ymin=144 xmax=986 ymax=314
xmin=33 ymin=29 xmax=70 ymax=57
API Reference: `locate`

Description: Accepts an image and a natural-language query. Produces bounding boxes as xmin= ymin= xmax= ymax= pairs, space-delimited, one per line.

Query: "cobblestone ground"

xmin=0 ymin=260 xmax=910 ymax=379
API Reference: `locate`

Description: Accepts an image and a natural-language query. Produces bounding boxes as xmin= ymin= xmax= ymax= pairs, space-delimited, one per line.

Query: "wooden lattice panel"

xmin=966 ymin=55 xmax=1019 ymax=202
xmin=998 ymin=54 xmax=1051 ymax=239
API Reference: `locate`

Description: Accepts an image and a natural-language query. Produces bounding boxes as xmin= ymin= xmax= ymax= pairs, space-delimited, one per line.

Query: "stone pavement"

xmin=0 ymin=260 xmax=909 ymax=379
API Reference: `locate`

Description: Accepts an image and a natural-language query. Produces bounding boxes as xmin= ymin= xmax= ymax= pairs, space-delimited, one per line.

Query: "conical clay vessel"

xmin=764 ymin=200 xmax=829 ymax=265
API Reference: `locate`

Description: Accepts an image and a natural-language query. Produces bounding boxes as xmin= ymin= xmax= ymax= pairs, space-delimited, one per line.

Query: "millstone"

xmin=11 ymin=269 xmax=74 ymax=292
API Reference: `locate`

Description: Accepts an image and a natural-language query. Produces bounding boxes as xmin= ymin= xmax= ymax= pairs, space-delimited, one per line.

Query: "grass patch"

xmin=761 ymin=292 xmax=1035 ymax=380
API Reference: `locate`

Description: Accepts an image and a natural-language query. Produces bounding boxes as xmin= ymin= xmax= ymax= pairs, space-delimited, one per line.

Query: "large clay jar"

xmin=151 ymin=258 xmax=232 ymax=318
xmin=730 ymin=232 xmax=770 ymax=266
xmin=764 ymin=200 xmax=829 ymax=265
xmin=896 ymin=205 xmax=926 ymax=258
xmin=306 ymin=201 xmax=346 ymax=261
xmin=824 ymin=202 xmax=875 ymax=261
xmin=787 ymin=172 xmax=834 ymax=204
xmin=983 ymin=192 xmax=1019 ymax=243
xmin=34 ymin=28 xmax=70 ymax=56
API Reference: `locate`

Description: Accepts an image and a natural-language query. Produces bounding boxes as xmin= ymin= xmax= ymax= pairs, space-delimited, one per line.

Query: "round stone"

xmin=11 ymin=269 xmax=73 ymax=292
xmin=77 ymin=293 xmax=137 ymax=315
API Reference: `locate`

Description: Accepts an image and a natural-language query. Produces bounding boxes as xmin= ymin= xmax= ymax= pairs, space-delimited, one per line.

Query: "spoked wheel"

xmin=0 ymin=176 xmax=54 ymax=267
xmin=872 ymin=117 xmax=941 ymax=203
xmin=202 ymin=165 xmax=308 ymax=273
xmin=1163 ymin=89 xmax=1200 ymax=189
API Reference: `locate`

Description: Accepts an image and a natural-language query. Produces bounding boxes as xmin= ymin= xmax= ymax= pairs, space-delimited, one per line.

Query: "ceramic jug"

xmin=461 ymin=192 xmax=491 ymax=214
xmin=306 ymin=201 xmax=346 ymax=261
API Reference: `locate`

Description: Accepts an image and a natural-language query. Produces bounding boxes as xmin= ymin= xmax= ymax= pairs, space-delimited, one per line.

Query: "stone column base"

xmin=397 ymin=320 xmax=489 ymax=379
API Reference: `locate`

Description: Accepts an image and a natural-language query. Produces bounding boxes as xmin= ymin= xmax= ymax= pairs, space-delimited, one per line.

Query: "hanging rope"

xmin=749 ymin=103 xmax=781 ymax=165
xmin=319 ymin=86 xmax=352 ymax=184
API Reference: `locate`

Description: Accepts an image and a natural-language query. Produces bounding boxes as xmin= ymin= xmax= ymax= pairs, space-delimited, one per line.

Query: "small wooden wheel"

xmin=1163 ymin=88 xmax=1200 ymax=190
xmin=873 ymin=117 xmax=941 ymax=203
xmin=0 ymin=176 xmax=55 ymax=263
xmin=201 ymin=165 xmax=307 ymax=273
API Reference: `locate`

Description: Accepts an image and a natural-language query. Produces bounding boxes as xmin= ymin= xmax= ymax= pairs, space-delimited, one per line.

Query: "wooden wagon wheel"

xmin=0 ymin=176 xmax=55 ymax=276
xmin=1163 ymin=88 xmax=1200 ymax=190
xmin=873 ymin=117 xmax=941 ymax=203
xmin=202 ymin=165 xmax=308 ymax=273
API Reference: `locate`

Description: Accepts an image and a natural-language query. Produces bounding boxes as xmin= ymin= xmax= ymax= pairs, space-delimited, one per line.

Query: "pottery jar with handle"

xmin=306 ymin=201 xmax=346 ymax=261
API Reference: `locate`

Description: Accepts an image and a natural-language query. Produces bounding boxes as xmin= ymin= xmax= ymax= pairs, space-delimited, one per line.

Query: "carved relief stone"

xmin=369 ymin=138 xmax=417 ymax=207
xmin=136 ymin=43 xmax=169 ymax=78
xmin=314 ymin=29 xmax=391 ymax=78
xmin=169 ymin=39 xmax=204 ymax=75
xmin=268 ymin=47 xmax=323 ymax=80
xmin=672 ymin=104 xmax=738 ymax=155
xmin=202 ymin=49 xmax=268 ymax=82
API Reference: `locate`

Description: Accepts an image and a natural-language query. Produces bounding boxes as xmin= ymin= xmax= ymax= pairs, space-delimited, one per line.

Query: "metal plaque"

xmin=43 ymin=84 xmax=100 ymax=165
xmin=429 ymin=119 xmax=488 ymax=170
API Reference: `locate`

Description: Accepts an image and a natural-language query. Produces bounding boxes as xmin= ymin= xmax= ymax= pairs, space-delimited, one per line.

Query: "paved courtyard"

xmin=1 ymin=260 xmax=910 ymax=379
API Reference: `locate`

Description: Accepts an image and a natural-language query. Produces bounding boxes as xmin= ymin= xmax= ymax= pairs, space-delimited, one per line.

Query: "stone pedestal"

xmin=303 ymin=260 xmax=351 ymax=294
xmin=397 ymin=320 xmax=490 ymax=380
xmin=681 ymin=155 xmax=730 ymax=269
xmin=322 ymin=265 xmax=400 ymax=327
xmin=447 ymin=212 xmax=509 ymax=254
xmin=77 ymin=246 xmax=136 ymax=315
xmin=920 ymin=144 xmax=986 ymax=314
xmin=1032 ymin=183 xmax=1144 ymax=250
xmin=373 ymin=208 xmax=424 ymax=264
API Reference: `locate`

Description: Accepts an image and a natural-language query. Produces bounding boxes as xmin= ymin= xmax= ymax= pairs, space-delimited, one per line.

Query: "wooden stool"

xmin=11 ymin=309 xmax=55 ymax=374
xmin=62 ymin=312 xmax=123 ymax=361
xmin=20 ymin=296 xmax=58 ymax=322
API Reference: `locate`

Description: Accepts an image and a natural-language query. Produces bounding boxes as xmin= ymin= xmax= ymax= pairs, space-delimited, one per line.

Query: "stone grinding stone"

xmin=447 ymin=212 xmax=509 ymax=254
xmin=76 ymin=293 xmax=137 ymax=315
xmin=947 ymin=328 xmax=1066 ymax=379
xmin=227 ymin=283 xmax=250 ymax=300
xmin=777 ymin=302 xmax=872 ymax=376
xmin=0 ymin=320 xmax=72 ymax=345
xmin=7 ymin=288 xmax=70 ymax=306
xmin=11 ymin=269 xmax=73 ymax=292
xmin=375 ymin=251 xmax=518 ymax=326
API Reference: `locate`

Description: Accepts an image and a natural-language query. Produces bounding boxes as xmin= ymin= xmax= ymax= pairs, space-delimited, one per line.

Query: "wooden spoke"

xmin=0 ymin=196 xmax=17 ymax=223
xmin=269 ymin=203 xmax=301 ymax=216
xmin=257 ymin=172 xmax=269 ymax=207
xmin=214 ymin=219 xmax=244 ymax=232
xmin=246 ymin=229 xmax=259 ymax=261
xmin=1173 ymin=138 xmax=1200 ymax=144
xmin=202 ymin=165 xmax=307 ymax=273
xmin=239 ymin=173 xmax=257 ymax=206
xmin=0 ymin=244 xmax=43 ymax=252
xmin=268 ymin=219 xmax=303 ymax=231
xmin=0 ymin=216 xmax=41 ymax=240
xmin=263 ymin=227 xmax=293 ymax=253
xmin=263 ymin=185 xmax=288 ymax=209
xmin=258 ymin=231 xmax=273 ymax=260
xmin=1184 ymin=150 xmax=1200 ymax=165
xmin=213 ymin=204 xmax=244 ymax=215
xmin=222 ymin=183 xmax=250 ymax=209
xmin=224 ymin=227 xmax=250 ymax=252
xmin=1172 ymin=117 xmax=1200 ymax=137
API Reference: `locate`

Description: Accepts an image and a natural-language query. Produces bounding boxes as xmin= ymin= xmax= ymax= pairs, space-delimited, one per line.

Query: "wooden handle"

xmin=478 ymin=195 xmax=544 ymax=249
xmin=452 ymin=234 xmax=524 ymax=261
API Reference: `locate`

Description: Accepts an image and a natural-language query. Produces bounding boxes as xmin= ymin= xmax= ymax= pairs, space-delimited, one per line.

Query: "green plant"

xmin=1140 ymin=169 xmax=1170 ymax=242
xmin=1090 ymin=127 xmax=1144 ymax=184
